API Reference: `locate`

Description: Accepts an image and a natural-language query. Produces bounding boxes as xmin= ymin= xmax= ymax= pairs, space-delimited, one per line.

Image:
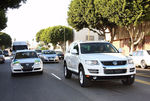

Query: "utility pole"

xmin=64 ymin=27 xmax=66 ymax=53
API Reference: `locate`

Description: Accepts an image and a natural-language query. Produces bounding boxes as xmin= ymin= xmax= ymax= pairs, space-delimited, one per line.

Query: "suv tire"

xmin=64 ymin=63 xmax=72 ymax=79
xmin=121 ymin=75 xmax=135 ymax=85
xmin=79 ymin=67 xmax=91 ymax=87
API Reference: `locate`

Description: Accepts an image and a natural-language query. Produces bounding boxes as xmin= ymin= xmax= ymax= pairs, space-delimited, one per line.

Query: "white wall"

xmin=74 ymin=28 xmax=102 ymax=41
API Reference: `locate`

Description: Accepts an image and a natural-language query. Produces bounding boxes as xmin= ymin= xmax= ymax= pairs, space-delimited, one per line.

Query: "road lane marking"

xmin=136 ymin=73 xmax=150 ymax=78
xmin=135 ymin=79 xmax=150 ymax=86
xmin=51 ymin=73 xmax=62 ymax=80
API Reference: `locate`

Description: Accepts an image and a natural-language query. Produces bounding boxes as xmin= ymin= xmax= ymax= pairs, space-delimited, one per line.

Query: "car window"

xmin=0 ymin=51 xmax=2 ymax=55
xmin=35 ymin=50 xmax=41 ymax=53
xmin=80 ymin=43 xmax=118 ymax=54
xmin=147 ymin=50 xmax=150 ymax=55
xmin=15 ymin=52 xmax=38 ymax=59
xmin=43 ymin=51 xmax=56 ymax=54
xmin=73 ymin=44 xmax=79 ymax=54
xmin=137 ymin=51 xmax=142 ymax=56
xmin=55 ymin=51 xmax=63 ymax=54
xmin=132 ymin=52 xmax=137 ymax=56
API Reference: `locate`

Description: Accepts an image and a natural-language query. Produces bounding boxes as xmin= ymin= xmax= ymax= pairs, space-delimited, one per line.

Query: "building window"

xmin=86 ymin=35 xmax=94 ymax=41
xmin=98 ymin=35 xmax=105 ymax=40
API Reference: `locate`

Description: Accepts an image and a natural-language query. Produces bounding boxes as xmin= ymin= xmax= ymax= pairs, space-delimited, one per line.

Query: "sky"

xmin=2 ymin=0 xmax=71 ymax=44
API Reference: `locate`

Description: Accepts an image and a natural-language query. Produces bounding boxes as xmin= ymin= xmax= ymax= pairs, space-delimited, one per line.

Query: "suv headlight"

xmin=128 ymin=59 xmax=134 ymax=64
xmin=85 ymin=60 xmax=99 ymax=65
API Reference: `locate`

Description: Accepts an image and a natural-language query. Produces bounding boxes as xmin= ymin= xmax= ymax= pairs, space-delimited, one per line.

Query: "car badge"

xmin=112 ymin=61 xmax=117 ymax=65
xmin=26 ymin=64 xmax=29 ymax=66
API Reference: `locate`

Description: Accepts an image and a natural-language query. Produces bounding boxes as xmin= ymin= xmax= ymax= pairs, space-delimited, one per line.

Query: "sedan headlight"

xmin=35 ymin=60 xmax=41 ymax=65
xmin=12 ymin=61 xmax=20 ymax=66
xmin=128 ymin=59 xmax=134 ymax=64
xmin=44 ymin=56 xmax=48 ymax=60
xmin=55 ymin=56 xmax=59 ymax=60
xmin=85 ymin=60 xmax=99 ymax=65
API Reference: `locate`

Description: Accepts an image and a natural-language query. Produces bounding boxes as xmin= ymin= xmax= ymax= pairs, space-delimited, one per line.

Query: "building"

xmin=73 ymin=28 xmax=104 ymax=41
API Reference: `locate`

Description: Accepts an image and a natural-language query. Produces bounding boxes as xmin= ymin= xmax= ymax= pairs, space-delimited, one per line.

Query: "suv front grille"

xmin=104 ymin=69 xmax=127 ymax=74
xmin=101 ymin=61 xmax=127 ymax=66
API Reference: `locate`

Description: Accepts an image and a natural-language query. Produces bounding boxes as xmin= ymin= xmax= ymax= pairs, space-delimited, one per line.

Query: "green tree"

xmin=36 ymin=29 xmax=44 ymax=42
xmin=36 ymin=26 xmax=73 ymax=51
xmin=67 ymin=0 xmax=116 ymax=41
xmin=97 ymin=0 xmax=150 ymax=52
xmin=68 ymin=0 xmax=88 ymax=31
xmin=0 ymin=0 xmax=27 ymax=31
xmin=0 ymin=0 xmax=27 ymax=10
xmin=0 ymin=10 xmax=7 ymax=31
xmin=0 ymin=32 xmax=12 ymax=49
xmin=48 ymin=25 xmax=73 ymax=51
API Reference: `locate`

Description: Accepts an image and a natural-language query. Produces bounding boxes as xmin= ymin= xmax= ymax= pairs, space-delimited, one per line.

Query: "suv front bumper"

xmin=83 ymin=64 xmax=136 ymax=77
xmin=86 ymin=74 xmax=135 ymax=81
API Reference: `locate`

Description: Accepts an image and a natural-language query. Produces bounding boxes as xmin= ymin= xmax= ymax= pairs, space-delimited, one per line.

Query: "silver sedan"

xmin=11 ymin=50 xmax=43 ymax=76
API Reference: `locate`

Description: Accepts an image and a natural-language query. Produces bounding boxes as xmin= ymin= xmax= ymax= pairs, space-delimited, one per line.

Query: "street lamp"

xmin=59 ymin=28 xmax=66 ymax=53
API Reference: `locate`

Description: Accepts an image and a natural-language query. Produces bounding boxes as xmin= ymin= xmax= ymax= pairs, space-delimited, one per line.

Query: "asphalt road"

xmin=0 ymin=57 xmax=150 ymax=101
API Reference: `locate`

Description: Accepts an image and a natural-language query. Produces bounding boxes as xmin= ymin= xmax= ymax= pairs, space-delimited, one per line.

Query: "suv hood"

xmin=80 ymin=53 xmax=127 ymax=61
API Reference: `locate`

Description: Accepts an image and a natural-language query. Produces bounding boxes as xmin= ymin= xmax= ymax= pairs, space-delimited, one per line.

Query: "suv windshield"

xmin=15 ymin=52 xmax=38 ymax=59
xmin=80 ymin=43 xmax=119 ymax=54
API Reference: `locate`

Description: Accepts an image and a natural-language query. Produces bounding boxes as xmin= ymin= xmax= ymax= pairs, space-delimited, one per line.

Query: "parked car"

xmin=0 ymin=50 xmax=5 ymax=63
xmin=40 ymin=50 xmax=59 ymax=63
xmin=35 ymin=49 xmax=42 ymax=56
xmin=130 ymin=50 xmax=150 ymax=69
xmin=55 ymin=51 xmax=64 ymax=60
xmin=11 ymin=50 xmax=43 ymax=76
xmin=64 ymin=41 xmax=136 ymax=87
xmin=3 ymin=50 xmax=9 ymax=56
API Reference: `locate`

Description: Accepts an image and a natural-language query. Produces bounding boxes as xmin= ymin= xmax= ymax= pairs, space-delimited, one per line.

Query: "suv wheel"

xmin=64 ymin=63 xmax=72 ymax=79
xmin=79 ymin=67 xmax=90 ymax=87
xmin=140 ymin=60 xmax=147 ymax=69
xmin=121 ymin=75 xmax=135 ymax=85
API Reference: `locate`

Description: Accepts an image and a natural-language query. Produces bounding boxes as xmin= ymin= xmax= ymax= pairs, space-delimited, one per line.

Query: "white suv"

xmin=64 ymin=41 xmax=136 ymax=87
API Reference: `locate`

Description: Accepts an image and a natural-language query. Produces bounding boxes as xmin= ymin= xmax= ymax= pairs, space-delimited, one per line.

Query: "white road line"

xmin=51 ymin=73 xmax=62 ymax=80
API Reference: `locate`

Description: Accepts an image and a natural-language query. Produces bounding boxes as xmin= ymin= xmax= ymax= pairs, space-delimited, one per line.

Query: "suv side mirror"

xmin=71 ymin=49 xmax=78 ymax=54
xmin=118 ymin=48 xmax=122 ymax=53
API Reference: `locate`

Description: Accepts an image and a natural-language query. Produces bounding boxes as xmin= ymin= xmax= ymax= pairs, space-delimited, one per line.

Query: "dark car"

xmin=3 ymin=50 xmax=9 ymax=56
xmin=35 ymin=49 xmax=42 ymax=56
xmin=55 ymin=51 xmax=64 ymax=60
xmin=0 ymin=50 xmax=5 ymax=63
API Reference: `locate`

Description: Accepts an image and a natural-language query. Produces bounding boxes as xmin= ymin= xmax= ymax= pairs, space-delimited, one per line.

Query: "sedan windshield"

xmin=80 ymin=43 xmax=119 ymax=54
xmin=15 ymin=52 xmax=38 ymax=59
xmin=43 ymin=51 xmax=56 ymax=54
